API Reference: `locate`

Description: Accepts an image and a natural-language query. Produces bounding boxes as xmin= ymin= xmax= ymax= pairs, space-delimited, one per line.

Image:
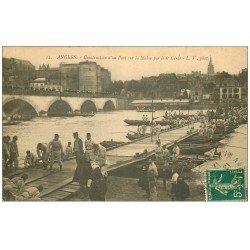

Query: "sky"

xmin=3 ymin=47 xmax=247 ymax=81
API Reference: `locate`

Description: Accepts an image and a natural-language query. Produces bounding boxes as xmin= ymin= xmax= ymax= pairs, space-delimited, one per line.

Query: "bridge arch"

xmin=80 ymin=100 xmax=97 ymax=113
xmin=3 ymin=98 xmax=39 ymax=117
xmin=47 ymin=99 xmax=73 ymax=116
xmin=103 ymin=100 xmax=116 ymax=111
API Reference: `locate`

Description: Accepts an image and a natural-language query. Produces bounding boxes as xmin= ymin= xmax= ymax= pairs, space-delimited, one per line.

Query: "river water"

xmin=3 ymin=109 xmax=247 ymax=165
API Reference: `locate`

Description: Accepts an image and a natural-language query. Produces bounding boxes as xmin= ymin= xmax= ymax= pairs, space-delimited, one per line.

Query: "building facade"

xmin=60 ymin=63 xmax=79 ymax=90
xmin=61 ymin=61 xmax=112 ymax=92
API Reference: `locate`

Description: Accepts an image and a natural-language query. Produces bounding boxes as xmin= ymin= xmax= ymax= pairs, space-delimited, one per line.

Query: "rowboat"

xmin=100 ymin=140 xmax=124 ymax=148
xmin=181 ymin=134 xmax=225 ymax=144
xmin=170 ymin=143 xmax=217 ymax=155
xmin=109 ymin=156 xmax=206 ymax=178
xmin=82 ymin=113 xmax=95 ymax=117
xmin=126 ymin=133 xmax=151 ymax=141
xmin=3 ymin=121 xmax=21 ymax=126
xmin=124 ymin=119 xmax=174 ymax=126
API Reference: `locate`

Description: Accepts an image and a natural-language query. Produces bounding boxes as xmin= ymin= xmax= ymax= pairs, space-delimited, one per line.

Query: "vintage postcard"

xmin=2 ymin=46 xmax=248 ymax=201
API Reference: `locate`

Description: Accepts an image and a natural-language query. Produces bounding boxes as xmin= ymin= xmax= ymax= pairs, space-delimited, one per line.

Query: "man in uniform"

xmin=93 ymin=143 xmax=107 ymax=167
xmin=24 ymin=150 xmax=37 ymax=168
xmin=73 ymin=132 xmax=83 ymax=165
xmin=9 ymin=136 xmax=19 ymax=170
xmin=85 ymin=133 xmax=95 ymax=161
xmin=172 ymin=142 xmax=180 ymax=161
xmin=155 ymin=140 xmax=164 ymax=161
xmin=37 ymin=143 xmax=49 ymax=169
xmin=48 ymin=134 xmax=64 ymax=171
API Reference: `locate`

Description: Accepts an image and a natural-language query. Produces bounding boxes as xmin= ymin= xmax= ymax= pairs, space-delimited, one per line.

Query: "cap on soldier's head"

xmin=87 ymin=133 xmax=91 ymax=136
xmin=73 ymin=132 xmax=78 ymax=136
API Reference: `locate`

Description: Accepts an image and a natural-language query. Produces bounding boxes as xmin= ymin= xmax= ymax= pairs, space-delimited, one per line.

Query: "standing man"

xmin=73 ymin=132 xmax=84 ymax=165
xmin=48 ymin=134 xmax=64 ymax=171
xmin=147 ymin=159 xmax=158 ymax=201
xmin=37 ymin=143 xmax=49 ymax=169
xmin=172 ymin=142 xmax=180 ymax=161
xmin=87 ymin=162 xmax=107 ymax=201
xmin=141 ymin=123 xmax=147 ymax=135
xmin=9 ymin=136 xmax=19 ymax=170
xmin=85 ymin=133 xmax=95 ymax=161
xmin=172 ymin=176 xmax=190 ymax=201
xmin=155 ymin=140 xmax=163 ymax=161
xmin=3 ymin=136 xmax=10 ymax=171
xmin=93 ymin=143 xmax=107 ymax=167
xmin=155 ymin=123 xmax=161 ymax=140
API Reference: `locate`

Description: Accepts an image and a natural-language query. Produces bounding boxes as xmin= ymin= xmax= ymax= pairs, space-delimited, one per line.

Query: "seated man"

xmin=93 ymin=144 xmax=107 ymax=167
xmin=24 ymin=150 xmax=37 ymax=168
xmin=65 ymin=142 xmax=73 ymax=159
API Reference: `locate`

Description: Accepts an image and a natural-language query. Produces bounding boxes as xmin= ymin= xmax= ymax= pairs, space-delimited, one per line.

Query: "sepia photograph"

xmin=2 ymin=46 xmax=248 ymax=201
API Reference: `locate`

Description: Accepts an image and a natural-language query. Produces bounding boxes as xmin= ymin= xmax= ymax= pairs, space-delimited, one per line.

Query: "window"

xmin=234 ymin=94 xmax=239 ymax=99
xmin=233 ymin=88 xmax=239 ymax=93
xmin=222 ymin=88 xmax=227 ymax=93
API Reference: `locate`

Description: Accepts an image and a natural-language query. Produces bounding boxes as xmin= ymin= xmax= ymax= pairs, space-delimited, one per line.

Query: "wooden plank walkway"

xmin=5 ymin=123 xmax=199 ymax=201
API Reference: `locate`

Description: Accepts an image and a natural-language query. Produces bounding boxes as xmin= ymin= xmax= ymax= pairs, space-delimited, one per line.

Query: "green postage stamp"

xmin=205 ymin=168 xmax=246 ymax=201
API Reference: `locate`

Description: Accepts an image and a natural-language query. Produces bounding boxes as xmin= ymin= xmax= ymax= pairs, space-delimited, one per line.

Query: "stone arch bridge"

xmin=3 ymin=94 xmax=117 ymax=117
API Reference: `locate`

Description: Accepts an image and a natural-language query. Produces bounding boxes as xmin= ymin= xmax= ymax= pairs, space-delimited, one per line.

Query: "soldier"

xmin=73 ymin=132 xmax=84 ymax=165
xmin=9 ymin=136 xmax=19 ymax=170
xmin=48 ymin=134 xmax=64 ymax=171
xmin=24 ymin=150 xmax=37 ymax=168
xmin=85 ymin=133 xmax=95 ymax=161
xmin=37 ymin=143 xmax=49 ymax=169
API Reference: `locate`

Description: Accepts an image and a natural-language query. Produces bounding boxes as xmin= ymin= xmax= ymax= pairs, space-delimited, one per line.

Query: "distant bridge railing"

xmin=3 ymin=87 xmax=126 ymax=99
